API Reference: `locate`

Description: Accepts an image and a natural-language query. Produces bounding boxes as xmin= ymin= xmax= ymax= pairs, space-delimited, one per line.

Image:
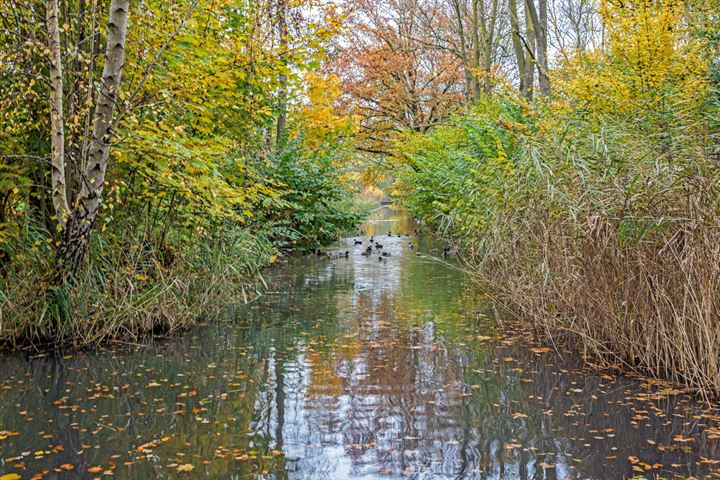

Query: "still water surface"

xmin=1 ymin=207 xmax=720 ymax=479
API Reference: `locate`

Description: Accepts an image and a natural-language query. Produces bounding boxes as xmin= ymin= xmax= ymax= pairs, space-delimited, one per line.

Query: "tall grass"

xmin=0 ymin=223 xmax=277 ymax=348
xmin=395 ymin=90 xmax=720 ymax=397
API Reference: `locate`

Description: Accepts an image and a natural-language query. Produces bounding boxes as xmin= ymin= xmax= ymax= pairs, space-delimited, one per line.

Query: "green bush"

xmin=394 ymin=96 xmax=531 ymax=243
xmin=258 ymin=140 xmax=367 ymax=249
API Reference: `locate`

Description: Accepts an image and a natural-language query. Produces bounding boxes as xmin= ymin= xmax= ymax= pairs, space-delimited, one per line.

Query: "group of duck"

xmin=353 ymin=231 xmax=416 ymax=262
xmin=314 ymin=249 xmax=349 ymax=260
xmin=314 ymin=229 xmax=456 ymax=261
xmin=357 ymin=236 xmax=387 ymax=261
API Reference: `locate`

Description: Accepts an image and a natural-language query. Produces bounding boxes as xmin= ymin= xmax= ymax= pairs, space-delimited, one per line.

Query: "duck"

xmin=443 ymin=247 xmax=456 ymax=256
xmin=344 ymin=250 xmax=350 ymax=258
xmin=353 ymin=239 xmax=363 ymax=245
xmin=361 ymin=250 xmax=371 ymax=257
xmin=375 ymin=243 xmax=383 ymax=249
xmin=381 ymin=252 xmax=391 ymax=257
xmin=378 ymin=256 xmax=386 ymax=262
xmin=408 ymin=243 xmax=414 ymax=250
xmin=387 ymin=231 xmax=392 ymax=237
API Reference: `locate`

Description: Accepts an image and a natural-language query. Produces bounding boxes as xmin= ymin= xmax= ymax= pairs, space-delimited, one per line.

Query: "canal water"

xmin=1 ymin=206 xmax=719 ymax=479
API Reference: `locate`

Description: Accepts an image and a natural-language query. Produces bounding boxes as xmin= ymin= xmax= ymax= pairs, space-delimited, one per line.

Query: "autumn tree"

xmin=336 ymin=0 xmax=465 ymax=154
xmin=1 ymin=0 xmax=358 ymax=343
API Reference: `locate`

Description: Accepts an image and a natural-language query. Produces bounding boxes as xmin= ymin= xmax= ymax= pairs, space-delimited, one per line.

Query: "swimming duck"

xmin=353 ymin=239 xmax=363 ymax=245
xmin=381 ymin=252 xmax=391 ymax=257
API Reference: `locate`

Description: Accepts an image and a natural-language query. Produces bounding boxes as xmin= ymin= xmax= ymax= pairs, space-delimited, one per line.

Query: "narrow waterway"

xmin=1 ymin=206 xmax=719 ymax=479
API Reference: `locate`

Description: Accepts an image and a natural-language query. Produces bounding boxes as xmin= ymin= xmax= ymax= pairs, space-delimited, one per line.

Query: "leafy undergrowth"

xmin=0 ymin=135 xmax=367 ymax=350
xmin=0 ymin=226 xmax=278 ymax=349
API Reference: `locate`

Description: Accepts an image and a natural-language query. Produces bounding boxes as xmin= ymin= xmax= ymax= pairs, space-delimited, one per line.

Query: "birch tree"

xmin=45 ymin=0 xmax=131 ymax=279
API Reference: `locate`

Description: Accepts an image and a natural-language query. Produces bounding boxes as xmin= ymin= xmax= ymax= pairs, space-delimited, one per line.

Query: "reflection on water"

xmin=1 ymin=206 xmax=720 ymax=479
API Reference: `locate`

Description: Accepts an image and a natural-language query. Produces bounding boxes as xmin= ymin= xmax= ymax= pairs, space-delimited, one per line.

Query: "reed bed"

xmin=0 ymin=227 xmax=277 ymax=349
xmin=398 ymin=90 xmax=720 ymax=397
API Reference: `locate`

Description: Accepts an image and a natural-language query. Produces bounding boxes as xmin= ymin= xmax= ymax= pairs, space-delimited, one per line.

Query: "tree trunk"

xmin=59 ymin=0 xmax=130 ymax=280
xmin=537 ymin=0 xmax=550 ymax=96
xmin=275 ymin=0 xmax=288 ymax=148
xmin=478 ymin=0 xmax=499 ymax=93
xmin=507 ymin=0 xmax=527 ymax=96
xmin=525 ymin=0 xmax=550 ymax=97
xmin=470 ymin=0 xmax=482 ymax=101
xmin=523 ymin=0 xmax=536 ymax=100
xmin=451 ymin=0 xmax=472 ymax=106
xmin=46 ymin=0 xmax=70 ymax=224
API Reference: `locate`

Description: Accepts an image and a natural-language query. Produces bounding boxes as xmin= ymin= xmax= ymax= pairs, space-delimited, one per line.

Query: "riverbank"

xmin=0 ymin=227 xmax=278 ymax=349
xmin=393 ymin=90 xmax=720 ymax=398
xmin=0 ymin=142 xmax=368 ymax=350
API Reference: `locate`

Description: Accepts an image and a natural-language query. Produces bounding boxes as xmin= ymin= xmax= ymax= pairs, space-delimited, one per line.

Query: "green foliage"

xmin=259 ymin=140 xmax=366 ymax=248
xmin=0 ymin=0 xmax=363 ymax=347
xmin=394 ymin=96 xmax=531 ymax=239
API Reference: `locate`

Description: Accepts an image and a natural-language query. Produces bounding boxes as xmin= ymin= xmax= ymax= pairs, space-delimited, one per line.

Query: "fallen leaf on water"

xmin=657 ymin=388 xmax=683 ymax=395
xmin=529 ymin=347 xmax=551 ymax=354
xmin=0 ymin=474 xmax=22 ymax=480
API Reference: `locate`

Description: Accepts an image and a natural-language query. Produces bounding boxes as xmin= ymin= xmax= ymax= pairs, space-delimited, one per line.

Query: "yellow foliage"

xmin=554 ymin=0 xmax=709 ymax=117
xmin=293 ymin=72 xmax=353 ymax=151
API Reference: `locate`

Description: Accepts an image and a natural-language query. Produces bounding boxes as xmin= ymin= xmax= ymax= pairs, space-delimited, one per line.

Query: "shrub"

xmin=259 ymin=140 xmax=367 ymax=249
